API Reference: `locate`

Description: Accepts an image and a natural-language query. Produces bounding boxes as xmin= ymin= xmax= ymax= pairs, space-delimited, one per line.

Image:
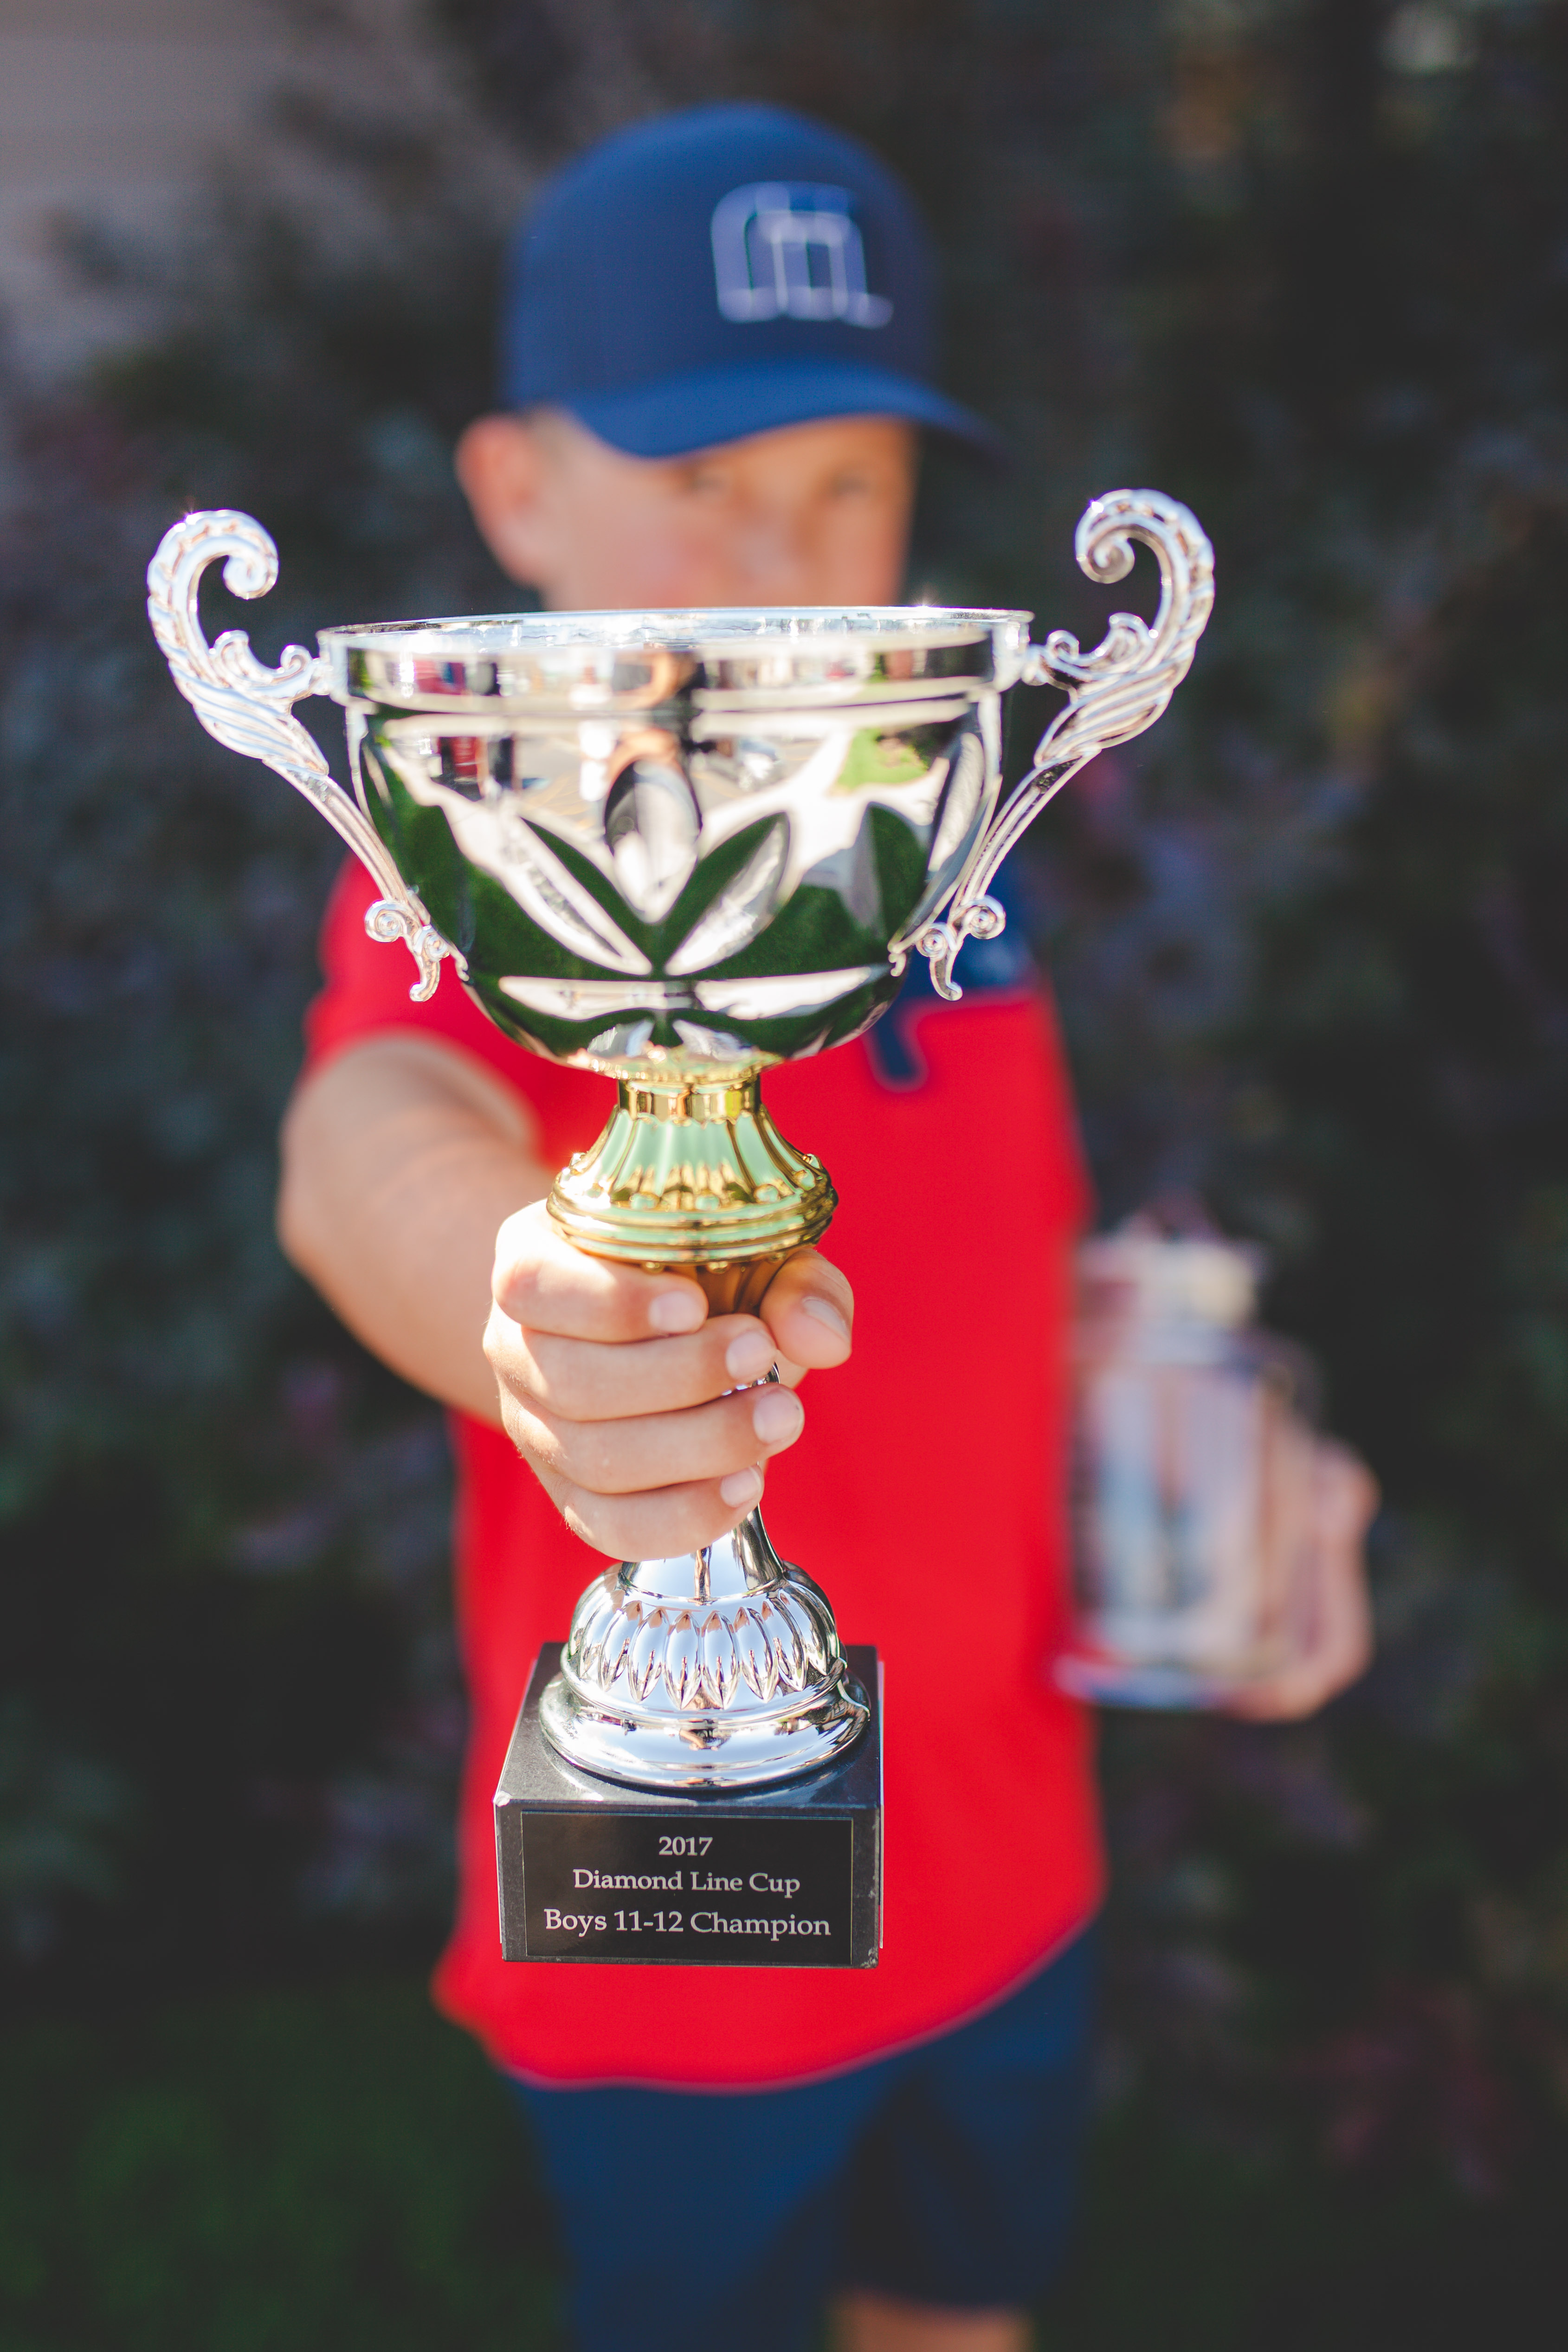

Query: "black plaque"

xmin=495 ymin=1644 xmax=882 ymax=1968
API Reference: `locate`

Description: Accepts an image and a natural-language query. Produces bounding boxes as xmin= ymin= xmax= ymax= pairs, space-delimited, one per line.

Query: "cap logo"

xmin=711 ymin=182 xmax=893 ymax=329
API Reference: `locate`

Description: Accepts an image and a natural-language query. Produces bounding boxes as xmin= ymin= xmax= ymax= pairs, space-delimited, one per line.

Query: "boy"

xmin=279 ymin=105 xmax=1373 ymax=2352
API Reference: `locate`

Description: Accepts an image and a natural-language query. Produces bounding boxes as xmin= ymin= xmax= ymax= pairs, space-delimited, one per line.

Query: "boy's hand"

xmin=1221 ymin=1439 xmax=1378 ymax=1721
xmin=485 ymin=1201 xmax=854 ymax=1560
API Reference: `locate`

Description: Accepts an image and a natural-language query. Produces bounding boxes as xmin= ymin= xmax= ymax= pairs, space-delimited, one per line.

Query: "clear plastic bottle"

xmin=1054 ymin=1211 xmax=1318 ymax=1707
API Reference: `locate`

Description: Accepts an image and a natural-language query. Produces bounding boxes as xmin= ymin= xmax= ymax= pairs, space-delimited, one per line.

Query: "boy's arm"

xmin=277 ymin=1035 xmax=854 ymax=1557
xmin=278 ymin=1034 xmax=543 ymax=1426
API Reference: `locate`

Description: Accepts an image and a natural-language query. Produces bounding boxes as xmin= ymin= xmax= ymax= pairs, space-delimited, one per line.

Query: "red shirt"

xmin=306 ymin=860 xmax=1103 ymax=2087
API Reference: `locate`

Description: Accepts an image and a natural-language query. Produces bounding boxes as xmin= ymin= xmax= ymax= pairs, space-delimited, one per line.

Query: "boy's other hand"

xmin=485 ymin=1202 xmax=854 ymax=1560
xmin=1221 ymin=1439 xmax=1378 ymax=1721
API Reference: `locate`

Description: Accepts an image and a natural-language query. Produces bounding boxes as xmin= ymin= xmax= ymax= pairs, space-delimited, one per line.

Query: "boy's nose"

xmin=732 ymin=505 xmax=816 ymax=600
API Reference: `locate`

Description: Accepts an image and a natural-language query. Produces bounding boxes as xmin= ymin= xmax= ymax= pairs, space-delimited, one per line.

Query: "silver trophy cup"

xmin=148 ymin=491 xmax=1214 ymax=1791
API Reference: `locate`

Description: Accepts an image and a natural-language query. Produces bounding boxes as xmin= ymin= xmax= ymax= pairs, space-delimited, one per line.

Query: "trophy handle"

xmin=145 ymin=509 xmax=459 ymax=1002
xmin=906 ymin=488 xmax=1215 ymax=999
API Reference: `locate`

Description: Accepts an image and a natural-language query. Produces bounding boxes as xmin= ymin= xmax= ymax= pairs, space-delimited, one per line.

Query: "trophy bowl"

xmin=149 ymin=491 xmax=1214 ymax=1793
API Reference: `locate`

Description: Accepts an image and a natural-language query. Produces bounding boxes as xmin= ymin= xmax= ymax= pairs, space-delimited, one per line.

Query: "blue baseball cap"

xmin=500 ymin=103 xmax=1004 ymax=462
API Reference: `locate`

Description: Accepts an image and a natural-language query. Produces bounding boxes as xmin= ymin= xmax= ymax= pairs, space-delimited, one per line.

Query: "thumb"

xmin=759 ymin=1246 xmax=854 ymax=1372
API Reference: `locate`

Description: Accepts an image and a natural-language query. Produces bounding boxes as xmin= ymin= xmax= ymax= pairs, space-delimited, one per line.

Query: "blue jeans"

xmin=510 ymin=1925 xmax=1096 ymax=2352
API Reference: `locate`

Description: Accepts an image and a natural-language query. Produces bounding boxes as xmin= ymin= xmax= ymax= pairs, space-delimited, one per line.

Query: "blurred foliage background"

xmin=5 ymin=0 xmax=1568 ymax=2344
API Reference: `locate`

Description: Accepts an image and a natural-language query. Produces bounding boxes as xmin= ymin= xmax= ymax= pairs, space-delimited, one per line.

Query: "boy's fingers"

xmin=1315 ymin=1443 xmax=1381 ymax=1548
xmin=493 ymin=1201 xmax=709 ymax=1344
xmin=1225 ymin=1553 xmax=1365 ymax=1719
xmin=1225 ymin=1444 xmax=1377 ymax=1721
xmin=504 ymin=1383 xmax=805 ymax=1497
xmin=496 ymin=1310 xmax=788 ymax=1420
xmin=530 ymin=1460 xmax=769 ymax=1564
xmin=486 ymin=1222 xmax=844 ymax=1551
xmin=758 ymin=1246 xmax=854 ymax=1370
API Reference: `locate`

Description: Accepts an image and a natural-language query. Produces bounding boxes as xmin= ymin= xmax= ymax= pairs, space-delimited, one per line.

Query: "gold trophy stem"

xmin=547 ymin=1068 xmax=836 ymax=1271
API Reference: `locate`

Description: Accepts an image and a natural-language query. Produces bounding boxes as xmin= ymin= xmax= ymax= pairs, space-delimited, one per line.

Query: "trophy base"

xmin=538 ymin=1509 xmax=871 ymax=1792
xmin=538 ymin=1652 xmax=868 ymax=1790
xmin=495 ymin=1644 xmax=883 ymax=1968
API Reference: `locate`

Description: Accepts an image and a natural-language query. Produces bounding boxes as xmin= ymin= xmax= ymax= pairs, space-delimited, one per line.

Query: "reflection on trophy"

xmin=1056 ymin=1211 xmax=1319 ymax=1708
xmin=149 ymin=489 xmax=1213 ymax=1964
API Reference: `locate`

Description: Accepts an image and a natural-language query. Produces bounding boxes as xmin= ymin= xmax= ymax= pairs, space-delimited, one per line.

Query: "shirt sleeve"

xmin=301 ymin=857 xmax=613 ymax=1171
xmin=303 ymin=858 xmax=530 ymax=1087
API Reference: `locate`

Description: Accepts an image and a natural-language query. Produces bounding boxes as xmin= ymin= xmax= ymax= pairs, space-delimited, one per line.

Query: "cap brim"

xmin=561 ymin=360 xmax=1007 ymax=465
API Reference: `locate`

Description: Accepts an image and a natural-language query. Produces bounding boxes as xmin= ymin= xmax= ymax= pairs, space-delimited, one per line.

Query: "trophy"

xmin=149 ymin=489 xmax=1213 ymax=1966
